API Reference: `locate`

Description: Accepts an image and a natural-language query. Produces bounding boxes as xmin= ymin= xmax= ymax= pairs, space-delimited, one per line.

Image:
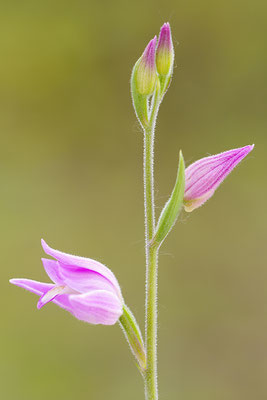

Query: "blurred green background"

xmin=2 ymin=0 xmax=266 ymax=399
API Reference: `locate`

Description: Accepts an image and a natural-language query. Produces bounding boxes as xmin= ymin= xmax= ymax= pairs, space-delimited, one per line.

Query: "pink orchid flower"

xmin=10 ymin=240 xmax=123 ymax=325
xmin=184 ymin=145 xmax=254 ymax=212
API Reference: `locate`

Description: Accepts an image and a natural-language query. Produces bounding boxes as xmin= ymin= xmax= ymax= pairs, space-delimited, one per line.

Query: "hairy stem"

xmin=144 ymin=103 xmax=160 ymax=399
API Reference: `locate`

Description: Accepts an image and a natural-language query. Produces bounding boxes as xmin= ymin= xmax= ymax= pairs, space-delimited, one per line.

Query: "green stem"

xmin=143 ymin=96 xmax=160 ymax=399
xmin=144 ymin=242 xmax=159 ymax=400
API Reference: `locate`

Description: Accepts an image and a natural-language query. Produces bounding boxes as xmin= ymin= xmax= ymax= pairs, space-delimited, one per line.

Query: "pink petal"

xmin=58 ymin=265 xmax=120 ymax=297
xmin=69 ymin=290 xmax=123 ymax=325
xmin=184 ymin=145 xmax=254 ymax=208
xmin=184 ymin=190 xmax=214 ymax=212
xmin=10 ymin=279 xmax=73 ymax=312
xmin=10 ymin=278 xmax=53 ymax=296
xmin=41 ymin=258 xmax=64 ymax=285
xmin=41 ymin=240 xmax=121 ymax=296
xmin=52 ymin=294 xmax=74 ymax=313
xmin=37 ymin=285 xmax=68 ymax=309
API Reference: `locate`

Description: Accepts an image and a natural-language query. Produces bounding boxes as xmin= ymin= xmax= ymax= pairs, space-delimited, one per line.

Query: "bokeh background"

xmin=2 ymin=0 xmax=266 ymax=399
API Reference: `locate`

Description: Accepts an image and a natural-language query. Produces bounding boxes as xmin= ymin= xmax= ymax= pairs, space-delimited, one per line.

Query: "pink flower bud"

xmin=184 ymin=145 xmax=254 ymax=212
xmin=156 ymin=22 xmax=174 ymax=76
xmin=135 ymin=36 xmax=157 ymax=95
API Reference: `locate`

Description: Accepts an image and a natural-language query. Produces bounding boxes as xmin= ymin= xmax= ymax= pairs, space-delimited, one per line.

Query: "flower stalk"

xmin=142 ymin=80 xmax=164 ymax=399
xmin=144 ymin=118 xmax=159 ymax=400
xmin=131 ymin=23 xmax=175 ymax=400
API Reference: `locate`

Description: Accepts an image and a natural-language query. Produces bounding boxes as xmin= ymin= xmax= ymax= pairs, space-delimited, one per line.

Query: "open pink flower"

xmin=10 ymin=240 xmax=123 ymax=325
xmin=184 ymin=145 xmax=254 ymax=212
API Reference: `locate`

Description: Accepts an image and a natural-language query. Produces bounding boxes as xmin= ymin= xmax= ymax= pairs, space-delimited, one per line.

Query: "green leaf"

xmin=153 ymin=151 xmax=185 ymax=244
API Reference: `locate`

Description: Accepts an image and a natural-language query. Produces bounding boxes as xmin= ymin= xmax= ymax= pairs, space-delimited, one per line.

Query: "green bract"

xmin=153 ymin=151 xmax=185 ymax=245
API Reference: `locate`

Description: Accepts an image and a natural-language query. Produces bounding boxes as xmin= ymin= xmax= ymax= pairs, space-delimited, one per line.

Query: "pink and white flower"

xmin=10 ymin=240 xmax=123 ymax=325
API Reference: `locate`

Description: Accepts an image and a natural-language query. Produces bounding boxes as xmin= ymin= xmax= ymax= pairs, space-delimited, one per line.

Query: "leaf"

xmin=153 ymin=151 xmax=185 ymax=244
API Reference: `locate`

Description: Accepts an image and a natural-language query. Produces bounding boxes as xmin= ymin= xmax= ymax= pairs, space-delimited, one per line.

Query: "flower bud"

xmin=156 ymin=22 xmax=174 ymax=76
xmin=184 ymin=145 xmax=254 ymax=212
xmin=135 ymin=36 xmax=157 ymax=96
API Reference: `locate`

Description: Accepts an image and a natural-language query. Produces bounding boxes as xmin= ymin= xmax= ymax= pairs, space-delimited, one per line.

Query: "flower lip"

xmin=37 ymin=285 xmax=70 ymax=309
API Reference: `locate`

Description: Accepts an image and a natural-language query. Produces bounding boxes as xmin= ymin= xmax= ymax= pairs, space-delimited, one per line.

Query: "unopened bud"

xmin=135 ymin=36 xmax=157 ymax=96
xmin=156 ymin=22 xmax=174 ymax=76
xmin=184 ymin=145 xmax=254 ymax=212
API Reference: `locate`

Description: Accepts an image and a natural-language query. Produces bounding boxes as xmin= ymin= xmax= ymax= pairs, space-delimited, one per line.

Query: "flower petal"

xmin=10 ymin=278 xmax=53 ymax=296
xmin=37 ymin=285 xmax=68 ymax=309
xmin=58 ymin=265 xmax=119 ymax=296
xmin=184 ymin=145 xmax=254 ymax=208
xmin=52 ymin=294 xmax=74 ymax=313
xmin=69 ymin=290 xmax=123 ymax=325
xmin=41 ymin=258 xmax=64 ymax=285
xmin=10 ymin=278 xmax=74 ymax=312
xmin=41 ymin=240 xmax=122 ymax=297
xmin=184 ymin=190 xmax=214 ymax=212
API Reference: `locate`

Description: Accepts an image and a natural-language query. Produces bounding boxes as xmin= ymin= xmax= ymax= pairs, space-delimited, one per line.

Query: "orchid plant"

xmin=10 ymin=23 xmax=253 ymax=400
